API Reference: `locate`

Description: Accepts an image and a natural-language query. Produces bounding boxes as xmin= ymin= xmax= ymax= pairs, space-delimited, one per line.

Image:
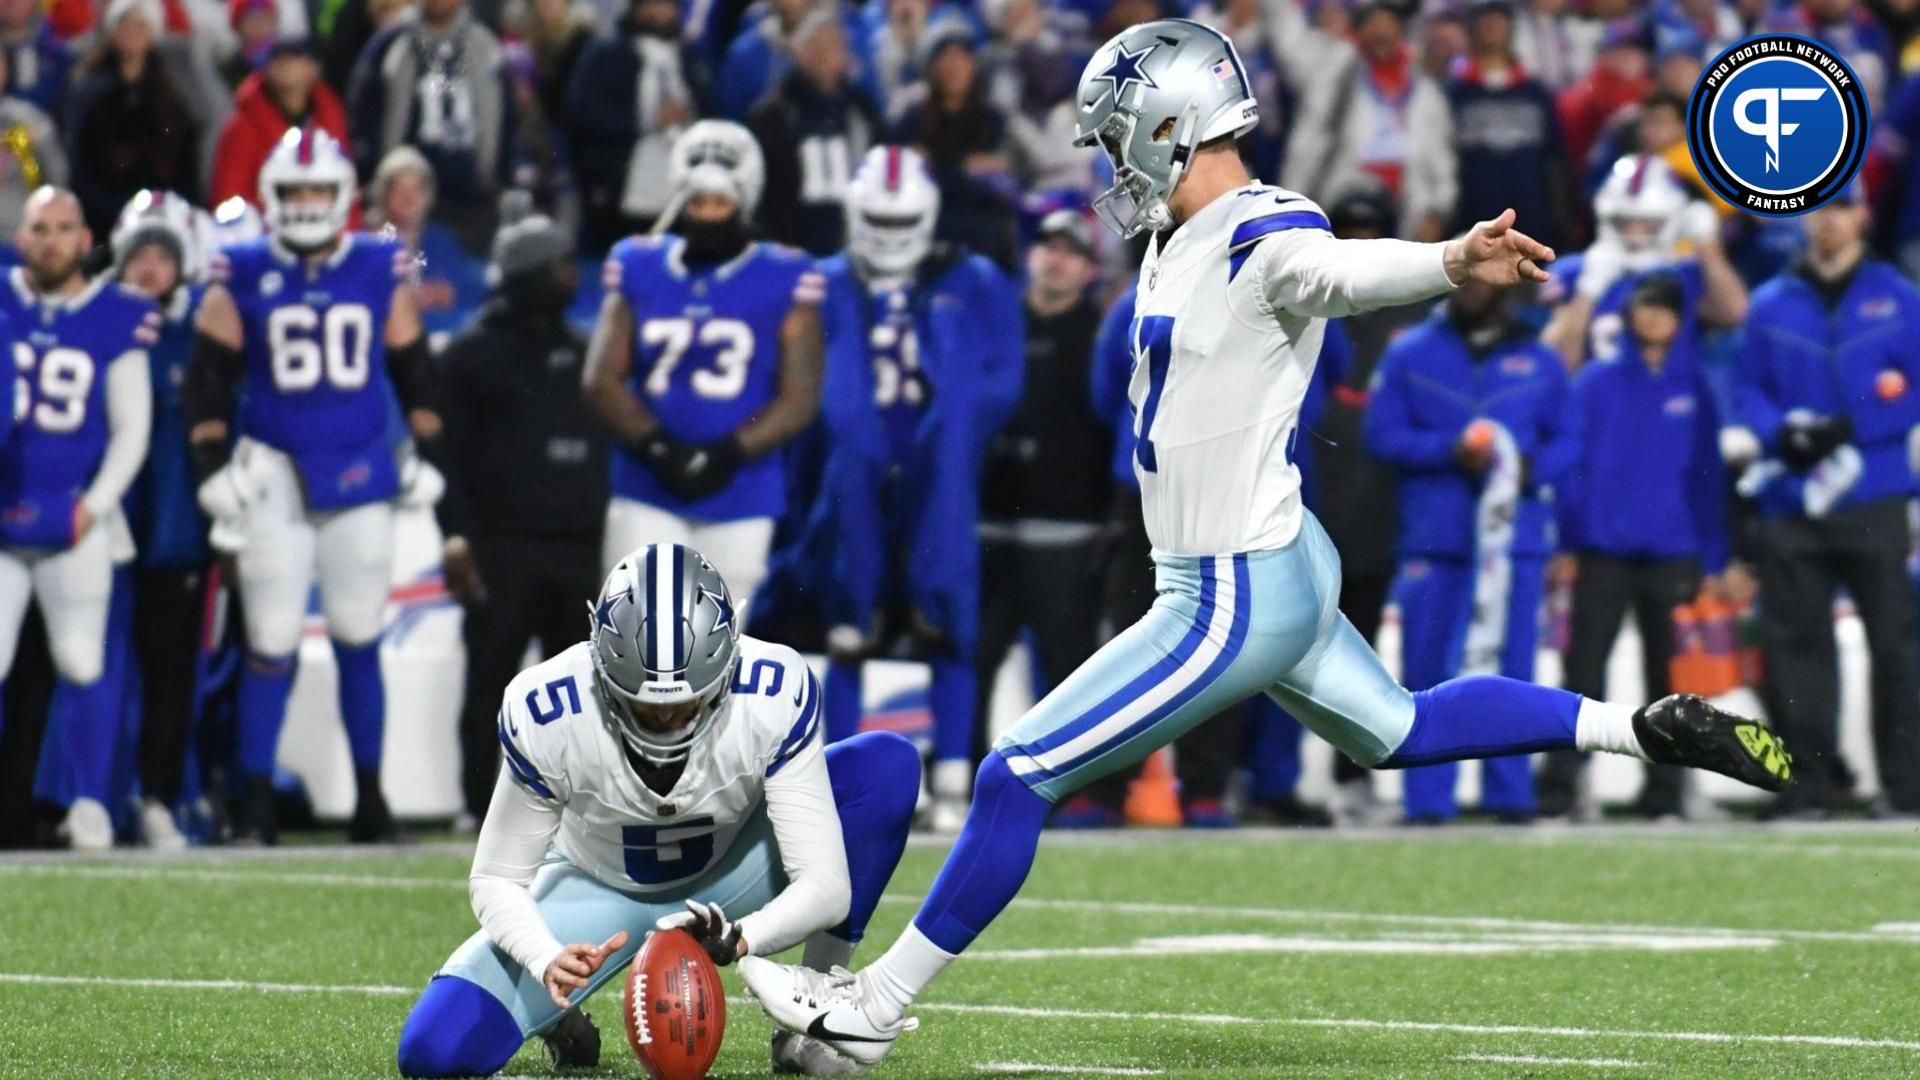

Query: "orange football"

xmin=623 ymin=928 xmax=726 ymax=1080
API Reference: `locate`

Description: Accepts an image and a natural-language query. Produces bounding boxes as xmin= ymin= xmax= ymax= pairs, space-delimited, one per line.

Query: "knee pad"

xmin=49 ymin=635 xmax=105 ymax=687
xmin=830 ymin=731 xmax=923 ymax=821
xmin=396 ymin=976 xmax=522 ymax=1078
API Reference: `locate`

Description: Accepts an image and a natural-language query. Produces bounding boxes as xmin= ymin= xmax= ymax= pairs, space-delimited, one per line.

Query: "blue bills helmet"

xmin=1073 ymin=19 xmax=1259 ymax=238
xmin=588 ymin=544 xmax=741 ymax=763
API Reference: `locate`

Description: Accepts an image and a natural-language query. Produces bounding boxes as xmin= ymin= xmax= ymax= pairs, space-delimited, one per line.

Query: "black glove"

xmin=189 ymin=438 xmax=232 ymax=484
xmin=677 ymin=435 xmax=745 ymax=502
xmin=1779 ymin=414 xmax=1853 ymax=471
xmin=637 ymin=433 xmax=707 ymax=501
xmin=905 ymin=606 xmax=957 ymax=659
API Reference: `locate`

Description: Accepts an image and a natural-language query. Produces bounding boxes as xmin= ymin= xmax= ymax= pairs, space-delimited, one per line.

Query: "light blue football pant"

xmin=437 ymin=808 xmax=786 ymax=1038
xmin=995 ymin=511 xmax=1416 ymax=802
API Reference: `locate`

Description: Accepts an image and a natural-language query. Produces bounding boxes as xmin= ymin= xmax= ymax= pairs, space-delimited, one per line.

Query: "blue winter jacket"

xmin=1365 ymin=311 xmax=1577 ymax=559
xmin=1561 ymin=343 xmax=1727 ymax=570
xmin=1090 ymin=280 xmax=1137 ymax=491
xmin=790 ymin=250 xmax=1022 ymax=655
xmin=124 ymin=287 xmax=209 ymax=567
xmin=1734 ymin=259 xmax=1920 ymax=516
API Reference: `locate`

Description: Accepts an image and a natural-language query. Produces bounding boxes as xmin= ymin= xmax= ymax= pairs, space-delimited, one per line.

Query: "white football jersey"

xmin=496 ymin=635 xmax=822 ymax=893
xmin=1129 ymin=183 xmax=1333 ymax=556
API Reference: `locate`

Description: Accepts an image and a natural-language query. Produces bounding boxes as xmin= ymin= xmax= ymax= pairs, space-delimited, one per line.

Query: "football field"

xmin=5 ymin=823 xmax=1919 ymax=1078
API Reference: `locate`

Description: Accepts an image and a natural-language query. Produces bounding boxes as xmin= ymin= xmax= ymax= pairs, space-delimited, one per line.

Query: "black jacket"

xmin=748 ymin=70 xmax=879 ymax=256
xmin=435 ymin=298 xmax=609 ymax=543
xmin=980 ymin=295 xmax=1111 ymax=525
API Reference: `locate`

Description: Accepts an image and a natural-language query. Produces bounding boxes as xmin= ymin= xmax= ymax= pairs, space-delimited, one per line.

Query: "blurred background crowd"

xmin=4 ymin=0 xmax=1920 ymax=850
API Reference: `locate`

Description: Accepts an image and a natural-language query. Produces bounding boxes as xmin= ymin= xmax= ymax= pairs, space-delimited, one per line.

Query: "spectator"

xmin=1512 ymin=0 xmax=1601 ymax=91
xmin=320 ymin=0 xmax=411 ymax=95
xmin=1554 ymin=273 xmax=1728 ymax=821
xmin=979 ymin=0 xmax=1092 ymax=192
xmin=1416 ymin=5 xmax=1467 ymax=81
xmin=1191 ymin=0 xmax=1288 ymax=187
xmin=1448 ymin=0 xmax=1571 ymax=250
xmin=366 ymin=147 xmax=486 ymax=345
xmin=1365 ymin=280 xmax=1577 ymax=824
xmin=1733 ymin=192 xmax=1920 ymax=820
xmin=436 ymin=211 xmax=607 ymax=828
xmin=1767 ymin=0 xmax=1895 ymax=112
xmin=567 ymin=0 xmax=703 ymax=251
xmin=0 ymin=47 xmax=68 ymax=239
xmin=866 ymin=0 xmax=933 ymax=120
xmin=348 ymin=0 xmax=516 ymax=250
xmin=891 ymin=27 xmax=1019 ymax=267
xmin=210 ymin=37 xmax=348 ymax=212
xmin=973 ymin=210 xmax=1110 ymax=802
xmin=1556 ymin=20 xmax=1651 ymax=181
xmin=747 ymin=9 xmax=879 ymax=256
xmin=500 ymin=0 xmax=598 ymax=204
xmin=715 ymin=0 xmax=817 ymax=120
xmin=65 ymin=0 xmax=200 ymax=236
xmin=178 ymin=0 xmax=310 ymax=69
xmin=219 ymin=0 xmax=277 ymax=88
xmin=1283 ymin=1 xmax=1457 ymax=241
xmin=0 ymin=0 xmax=74 ymax=118
xmin=1879 ymin=71 xmax=1920 ymax=278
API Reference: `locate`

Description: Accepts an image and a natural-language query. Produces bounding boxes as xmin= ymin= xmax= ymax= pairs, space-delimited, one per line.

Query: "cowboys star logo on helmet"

xmin=1686 ymin=33 xmax=1870 ymax=216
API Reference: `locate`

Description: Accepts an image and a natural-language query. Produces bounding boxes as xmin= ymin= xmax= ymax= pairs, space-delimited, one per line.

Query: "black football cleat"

xmin=348 ymin=770 xmax=404 ymax=844
xmin=232 ymin=775 xmax=278 ymax=847
xmin=1633 ymin=694 xmax=1793 ymax=793
xmin=542 ymin=1008 xmax=600 ymax=1070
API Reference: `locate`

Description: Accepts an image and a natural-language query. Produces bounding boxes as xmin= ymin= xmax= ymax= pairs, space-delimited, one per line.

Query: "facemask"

xmin=677 ymin=215 xmax=750 ymax=266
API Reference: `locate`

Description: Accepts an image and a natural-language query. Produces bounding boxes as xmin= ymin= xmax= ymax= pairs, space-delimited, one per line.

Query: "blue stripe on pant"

xmin=396 ymin=732 xmax=919 ymax=1078
xmin=1394 ymin=555 xmax=1545 ymax=820
xmin=994 ymin=513 xmax=1418 ymax=803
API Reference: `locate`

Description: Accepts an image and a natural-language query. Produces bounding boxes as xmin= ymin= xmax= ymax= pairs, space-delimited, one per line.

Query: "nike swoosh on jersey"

xmin=807 ymin=1016 xmax=893 ymax=1044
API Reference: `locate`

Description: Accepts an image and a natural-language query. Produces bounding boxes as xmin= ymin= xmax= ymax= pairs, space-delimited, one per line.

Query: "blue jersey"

xmin=215 ymin=234 xmax=410 ymax=509
xmin=1544 ymin=254 xmax=1706 ymax=364
xmin=0 ymin=271 xmax=158 ymax=549
xmin=126 ymin=286 xmax=210 ymax=567
xmin=607 ymin=236 xmax=822 ymax=522
xmin=864 ymin=283 xmax=930 ymax=465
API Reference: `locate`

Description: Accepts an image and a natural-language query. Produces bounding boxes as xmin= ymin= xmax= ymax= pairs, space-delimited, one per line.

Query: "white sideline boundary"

xmin=1452 ymin=1054 xmax=1645 ymax=1068
xmin=2 ymin=972 xmax=1917 ymax=1055
xmin=7 ymin=863 xmax=1917 ymax=947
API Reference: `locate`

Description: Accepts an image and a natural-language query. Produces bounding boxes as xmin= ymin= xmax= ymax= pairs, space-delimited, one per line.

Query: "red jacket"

xmin=211 ymin=73 xmax=353 ymax=213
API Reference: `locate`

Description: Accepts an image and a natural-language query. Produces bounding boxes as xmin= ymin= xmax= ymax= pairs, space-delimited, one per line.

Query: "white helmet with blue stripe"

xmin=1073 ymin=19 xmax=1260 ymax=238
xmin=589 ymin=543 xmax=740 ymax=763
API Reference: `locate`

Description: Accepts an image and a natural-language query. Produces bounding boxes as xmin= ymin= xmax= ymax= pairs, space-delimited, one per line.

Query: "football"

xmin=623 ymin=928 xmax=727 ymax=1080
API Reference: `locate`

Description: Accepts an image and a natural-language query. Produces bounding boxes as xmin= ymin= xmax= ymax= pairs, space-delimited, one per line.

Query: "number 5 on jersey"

xmin=1131 ymin=315 xmax=1175 ymax=473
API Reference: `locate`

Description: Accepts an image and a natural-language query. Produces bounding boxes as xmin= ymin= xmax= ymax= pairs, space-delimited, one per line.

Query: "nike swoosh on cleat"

xmin=807 ymin=1016 xmax=893 ymax=1044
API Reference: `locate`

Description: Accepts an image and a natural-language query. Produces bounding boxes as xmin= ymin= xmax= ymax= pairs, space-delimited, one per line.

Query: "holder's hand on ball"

xmin=657 ymin=900 xmax=748 ymax=966
xmin=543 ymin=930 xmax=630 ymax=1008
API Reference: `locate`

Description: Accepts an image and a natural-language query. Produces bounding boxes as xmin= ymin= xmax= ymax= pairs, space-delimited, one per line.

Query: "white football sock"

xmin=863 ymin=925 xmax=955 ymax=1025
xmin=1575 ymin=698 xmax=1649 ymax=760
xmin=931 ymin=759 xmax=972 ymax=801
xmin=801 ymin=933 xmax=855 ymax=973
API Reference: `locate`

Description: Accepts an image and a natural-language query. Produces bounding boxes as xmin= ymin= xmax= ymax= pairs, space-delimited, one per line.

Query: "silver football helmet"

xmin=588 ymin=544 xmax=741 ymax=764
xmin=1073 ymin=19 xmax=1259 ymax=238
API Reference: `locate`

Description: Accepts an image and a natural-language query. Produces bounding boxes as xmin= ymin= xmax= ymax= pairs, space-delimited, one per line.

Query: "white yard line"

xmin=0 ymin=972 xmax=414 ymax=995
xmin=977 ymin=1064 xmax=1162 ymax=1075
xmin=1 ymin=972 xmax=1915 ymax=1056
xmin=1452 ymin=1054 xmax=1646 ymax=1069
xmin=6 ymin=863 xmax=1911 ymax=947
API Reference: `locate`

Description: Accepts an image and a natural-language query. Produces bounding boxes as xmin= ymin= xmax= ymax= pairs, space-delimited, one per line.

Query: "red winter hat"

xmin=229 ymin=0 xmax=275 ymax=31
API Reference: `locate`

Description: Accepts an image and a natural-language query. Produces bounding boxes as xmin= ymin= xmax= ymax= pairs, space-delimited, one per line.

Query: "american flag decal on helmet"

xmin=1211 ymin=58 xmax=1235 ymax=82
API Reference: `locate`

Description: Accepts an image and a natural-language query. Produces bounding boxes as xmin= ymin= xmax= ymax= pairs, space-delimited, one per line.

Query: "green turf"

xmin=4 ymin=824 xmax=1919 ymax=1078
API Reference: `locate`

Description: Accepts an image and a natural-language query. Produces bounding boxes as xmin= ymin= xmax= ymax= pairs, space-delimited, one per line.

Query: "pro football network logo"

xmin=1686 ymin=34 xmax=1868 ymax=216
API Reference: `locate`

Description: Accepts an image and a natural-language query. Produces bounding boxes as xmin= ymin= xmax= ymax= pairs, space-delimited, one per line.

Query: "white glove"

xmin=1679 ymin=201 xmax=1721 ymax=249
xmin=396 ymin=455 xmax=444 ymax=509
xmin=1574 ymin=239 xmax=1627 ymax=300
xmin=655 ymin=899 xmax=746 ymax=966
xmin=1719 ymin=425 xmax=1761 ymax=468
xmin=196 ymin=455 xmax=258 ymax=554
